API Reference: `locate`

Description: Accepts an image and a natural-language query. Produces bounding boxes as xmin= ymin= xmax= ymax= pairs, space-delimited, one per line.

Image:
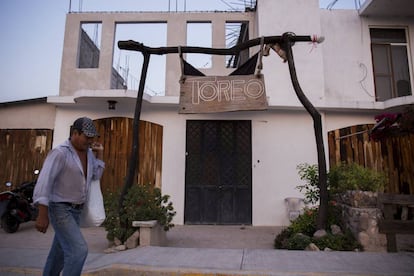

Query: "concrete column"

xmin=100 ymin=18 xmax=116 ymax=90
xmin=165 ymin=17 xmax=186 ymax=96
xmin=211 ymin=18 xmax=226 ymax=73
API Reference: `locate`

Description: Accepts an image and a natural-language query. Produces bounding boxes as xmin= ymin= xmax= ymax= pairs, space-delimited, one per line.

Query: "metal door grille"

xmin=184 ymin=120 xmax=252 ymax=224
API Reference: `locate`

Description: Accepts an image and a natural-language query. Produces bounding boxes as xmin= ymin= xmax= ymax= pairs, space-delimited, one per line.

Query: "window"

xmin=226 ymin=21 xmax=249 ymax=68
xmin=187 ymin=22 xmax=212 ymax=69
xmin=78 ymin=22 xmax=102 ymax=68
xmin=112 ymin=23 xmax=167 ymax=94
xmin=370 ymin=28 xmax=412 ymax=101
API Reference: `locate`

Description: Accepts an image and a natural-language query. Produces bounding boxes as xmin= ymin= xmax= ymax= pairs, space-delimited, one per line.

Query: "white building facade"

xmin=2 ymin=0 xmax=412 ymax=226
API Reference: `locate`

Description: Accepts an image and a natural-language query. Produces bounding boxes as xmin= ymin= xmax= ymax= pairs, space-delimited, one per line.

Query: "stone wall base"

xmin=340 ymin=204 xmax=387 ymax=252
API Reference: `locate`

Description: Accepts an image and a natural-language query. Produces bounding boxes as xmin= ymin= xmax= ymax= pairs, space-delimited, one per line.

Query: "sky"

xmin=0 ymin=0 xmax=358 ymax=103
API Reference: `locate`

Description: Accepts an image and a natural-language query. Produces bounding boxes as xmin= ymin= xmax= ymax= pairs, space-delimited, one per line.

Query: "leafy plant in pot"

xmin=328 ymin=162 xmax=386 ymax=207
xmin=103 ymin=183 xmax=176 ymax=244
xmin=273 ymin=163 xmax=364 ymax=251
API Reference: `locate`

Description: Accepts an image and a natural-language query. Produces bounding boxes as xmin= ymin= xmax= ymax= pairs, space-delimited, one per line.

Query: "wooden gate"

xmin=0 ymin=129 xmax=53 ymax=191
xmin=94 ymin=117 xmax=163 ymax=193
xmin=328 ymin=124 xmax=414 ymax=194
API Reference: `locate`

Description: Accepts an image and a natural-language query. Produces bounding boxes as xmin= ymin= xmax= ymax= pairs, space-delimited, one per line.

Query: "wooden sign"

xmin=179 ymin=74 xmax=267 ymax=114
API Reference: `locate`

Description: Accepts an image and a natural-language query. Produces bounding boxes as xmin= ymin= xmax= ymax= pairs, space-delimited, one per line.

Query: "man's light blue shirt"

xmin=33 ymin=139 xmax=105 ymax=206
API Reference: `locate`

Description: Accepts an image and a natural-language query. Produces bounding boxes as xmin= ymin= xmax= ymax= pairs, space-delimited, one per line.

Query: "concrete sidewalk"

xmin=1 ymin=222 xmax=414 ymax=276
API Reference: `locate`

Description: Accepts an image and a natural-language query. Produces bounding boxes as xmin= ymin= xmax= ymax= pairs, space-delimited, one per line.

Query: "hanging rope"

xmin=178 ymin=46 xmax=186 ymax=84
xmin=256 ymin=36 xmax=265 ymax=76
xmin=262 ymin=42 xmax=287 ymax=62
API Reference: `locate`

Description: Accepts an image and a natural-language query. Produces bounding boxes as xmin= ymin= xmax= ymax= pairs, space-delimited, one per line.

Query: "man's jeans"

xmin=43 ymin=202 xmax=88 ymax=276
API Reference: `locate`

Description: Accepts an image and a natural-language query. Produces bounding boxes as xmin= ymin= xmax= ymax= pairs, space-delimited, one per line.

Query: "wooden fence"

xmin=328 ymin=124 xmax=414 ymax=194
xmin=0 ymin=118 xmax=163 ymax=194
xmin=0 ymin=129 xmax=53 ymax=190
xmin=93 ymin=117 xmax=163 ymax=193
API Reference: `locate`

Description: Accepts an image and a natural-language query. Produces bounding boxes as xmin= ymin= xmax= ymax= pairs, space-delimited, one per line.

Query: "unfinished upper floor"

xmin=55 ymin=0 xmax=414 ymax=112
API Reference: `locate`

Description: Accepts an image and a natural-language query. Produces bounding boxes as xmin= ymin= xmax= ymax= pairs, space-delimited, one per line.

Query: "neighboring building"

xmin=1 ymin=0 xmax=413 ymax=226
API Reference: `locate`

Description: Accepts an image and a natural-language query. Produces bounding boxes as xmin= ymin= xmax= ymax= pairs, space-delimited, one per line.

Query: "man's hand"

xmin=91 ymin=142 xmax=104 ymax=160
xmin=35 ymin=205 xmax=49 ymax=233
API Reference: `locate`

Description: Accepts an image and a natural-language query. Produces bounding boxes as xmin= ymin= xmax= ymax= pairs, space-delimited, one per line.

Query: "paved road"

xmin=1 ymin=222 xmax=414 ymax=275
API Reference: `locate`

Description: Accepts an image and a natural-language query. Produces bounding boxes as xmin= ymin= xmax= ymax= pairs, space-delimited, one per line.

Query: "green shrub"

xmin=313 ymin=231 xmax=363 ymax=251
xmin=287 ymin=203 xmax=342 ymax=237
xmin=103 ymin=190 xmax=130 ymax=242
xmin=103 ymin=183 xmax=176 ymax=243
xmin=274 ymin=203 xmax=361 ymax=251
xmin=289 ymin=208 xmax=317 ymax=236
xmin=296 ymin=163 xmax=319 ymax=205
xmin=287 ymin=233 xmax=312 ymax=250
xmin=274 ymin=227 xmax=294 ymax=249
xmin=274 ymin=162 xmax=368 ymax=251
xmin=297 ymin=162 xmax=385 ymax=200
xmin=328 ymin=163 xmax=385 ymax=194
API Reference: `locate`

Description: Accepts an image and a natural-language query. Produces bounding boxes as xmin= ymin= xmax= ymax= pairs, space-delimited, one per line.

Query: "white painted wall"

xmin=0 ymin=102 xmax=56 ymax=129
xmin=325 ymin=111 xmax=375 ymax=132
xmin=257 ymin=0 xmax=325 ymax=107
xmin=321 ymin=10 xmax=374 ymax=103
xmin=321 ymin=9 xmax=414 ymax=107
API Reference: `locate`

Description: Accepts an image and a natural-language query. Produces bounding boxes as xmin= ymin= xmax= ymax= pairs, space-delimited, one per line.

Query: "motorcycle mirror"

xmin=34 ymin=170 xmax=40 ymax=175
xmin=5 ymin=182 xmax=12 ymax=187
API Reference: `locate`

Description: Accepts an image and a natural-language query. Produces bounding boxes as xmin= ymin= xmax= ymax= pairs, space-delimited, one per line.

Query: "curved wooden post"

xmin=118 ymin=52 xmax=151 ymax=216
xmin=283 ymin=33 xmax=328 ymax=230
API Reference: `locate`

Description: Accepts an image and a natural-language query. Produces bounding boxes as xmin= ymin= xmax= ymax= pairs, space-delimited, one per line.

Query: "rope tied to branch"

xmin=178 ymin=46 xmax=186 ymax=84
xmin=255 ymin=36 xmax=265 ymax=77
xmin=309 ymin=34 xmax=325 ymax=53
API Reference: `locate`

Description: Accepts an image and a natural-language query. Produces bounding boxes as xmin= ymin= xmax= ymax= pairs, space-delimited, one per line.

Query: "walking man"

xmin=33 ymin=117 xmax=105 ymax=276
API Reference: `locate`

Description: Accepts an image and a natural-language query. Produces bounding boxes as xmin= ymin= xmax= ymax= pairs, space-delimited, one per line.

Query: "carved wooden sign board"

xmin=179 ymin=74 xmax=268 ymax=114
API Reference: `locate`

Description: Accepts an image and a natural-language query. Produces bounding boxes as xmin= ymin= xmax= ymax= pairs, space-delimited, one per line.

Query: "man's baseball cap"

xmin=72 ymin=117 xmax=99 ymax=137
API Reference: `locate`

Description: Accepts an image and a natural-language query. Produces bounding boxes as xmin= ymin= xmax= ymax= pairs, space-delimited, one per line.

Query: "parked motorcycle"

xmin=0 ymin=170 xmax=39 ymax=233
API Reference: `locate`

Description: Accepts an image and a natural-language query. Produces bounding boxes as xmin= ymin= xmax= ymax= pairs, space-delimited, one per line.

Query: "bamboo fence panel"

xmin=328 ymin=124 xmax=414 ymax=194
xmin=0 ymin=129 xmax=53 ymax=191
xmin=0 ymin=118 xmax=163 ymax=195
xmin=94 ymin=118 xmax=163 ymax=194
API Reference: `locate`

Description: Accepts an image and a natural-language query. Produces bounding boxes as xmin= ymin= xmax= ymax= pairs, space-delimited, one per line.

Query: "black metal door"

xmin=184 ymin=120 xmax=252 ymax=224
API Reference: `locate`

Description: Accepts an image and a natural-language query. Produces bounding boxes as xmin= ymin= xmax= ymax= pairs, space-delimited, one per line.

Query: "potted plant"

xmin=273 ymin=163 xmax=363 ymax=251
xmin=103 ymin=183 xmax=176 ymax=245
xmin=328 ymin=162 xmax=386 ymax=208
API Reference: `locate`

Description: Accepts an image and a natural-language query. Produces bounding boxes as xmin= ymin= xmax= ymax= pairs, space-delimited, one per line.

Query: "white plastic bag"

xmin=80 ymin=179 xmax=106 ymax=227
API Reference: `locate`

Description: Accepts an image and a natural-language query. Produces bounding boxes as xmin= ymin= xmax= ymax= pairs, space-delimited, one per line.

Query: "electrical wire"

xmin=219 ymin=0 xmax=237 ymax=11
xmin=327 ymin=0 xmax=339 ymax=10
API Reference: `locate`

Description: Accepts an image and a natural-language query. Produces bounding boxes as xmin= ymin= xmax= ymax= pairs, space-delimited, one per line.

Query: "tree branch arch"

xmin=117 ymin=32 xmax=328 ymax=229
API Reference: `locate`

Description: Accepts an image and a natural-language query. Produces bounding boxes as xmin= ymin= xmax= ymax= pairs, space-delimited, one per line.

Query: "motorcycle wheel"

xmin=1 ymin=213 xmax=20 ymax=233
